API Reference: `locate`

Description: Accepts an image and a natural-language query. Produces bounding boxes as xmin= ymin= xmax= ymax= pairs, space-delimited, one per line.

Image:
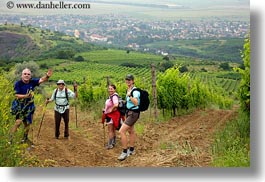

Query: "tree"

xmin=179 ymin=65 xmax=189 ymax=73
xmin=163 ymin=56 xmax=170 ymax=61
xmin=14 ymin=61 xmax=41 ymax=80
xmin=57 ymin=50 xmax=75 ymax=59
xmin=40 ymin=63 xmax=48 ymax=69
xmin=201 ymin=67 xmax=208 ymax=72
xmin=238 ymin=34 xmax=250 ymax=115
xmin=219 ymin=62 xmax=231 ymax=71
xmin=158 ymin=61 xmax=174 ymax=72
xmin=75 ymin=55 xmax=85 ymax=62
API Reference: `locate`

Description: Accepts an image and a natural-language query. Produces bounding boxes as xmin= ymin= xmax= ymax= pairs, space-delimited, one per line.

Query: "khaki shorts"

xmin=125 ymin=110 xmax=140 ymax=126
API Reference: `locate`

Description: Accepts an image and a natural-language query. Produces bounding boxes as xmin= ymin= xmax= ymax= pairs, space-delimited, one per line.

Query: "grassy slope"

xmin=77 ymin=49 xmax=162 ymax=65
xmin=0 ymin=24 xmax=99 ymax=62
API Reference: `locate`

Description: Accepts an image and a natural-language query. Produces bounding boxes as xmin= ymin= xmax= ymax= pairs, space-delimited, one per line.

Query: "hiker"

xmin=118 ymin=74 xmax=140 ymax=161
xmin=46 ymin=80 xmax=78 ymax=139
xmin=9 ymin=68 xmax=52 ymax=144
xmin=102 ymin=84 xmax=122 ymax=149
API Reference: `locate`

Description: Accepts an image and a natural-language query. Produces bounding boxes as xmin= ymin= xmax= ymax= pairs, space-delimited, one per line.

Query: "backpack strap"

xmin=54 ymin=88 xmax=69 ymax=106
xmin=128 ymin=88 xmax=140 ymax=111
xmin=109 ymin=93 xmax=119 ymax=104
xmin=65 ymin=88 xmax=69 ymax=102
xmin=54 ymin=88 xmax=58 ymax=101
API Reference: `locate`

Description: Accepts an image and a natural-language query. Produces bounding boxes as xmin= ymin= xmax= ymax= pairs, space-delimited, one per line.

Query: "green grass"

xmin=211 ymin=112 xmax=250 ymax=167
xmin=134 ymin=123 xmax=145 ymax=136
xmin=77 ymin=49 xmax=163 ymax=65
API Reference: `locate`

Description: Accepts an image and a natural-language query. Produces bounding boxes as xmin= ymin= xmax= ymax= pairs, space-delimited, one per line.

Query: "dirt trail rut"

xmin=29 ymin=107 xmax=237 ymax=167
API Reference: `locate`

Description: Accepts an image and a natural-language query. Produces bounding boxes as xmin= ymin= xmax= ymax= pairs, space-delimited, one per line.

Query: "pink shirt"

xmin=104 ymin=93 xmax=119 ymax=114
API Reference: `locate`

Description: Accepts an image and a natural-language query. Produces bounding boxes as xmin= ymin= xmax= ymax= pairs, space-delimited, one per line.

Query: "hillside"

xmin=0 ymin=31 xmax=40 ymax=62
xmin=0 ymin=24 xmax=99 ymax=63
xmin=0 ymin=24 xmax=246 ymax=66
xmin=143 ymin=38 xmax=245 ymax=62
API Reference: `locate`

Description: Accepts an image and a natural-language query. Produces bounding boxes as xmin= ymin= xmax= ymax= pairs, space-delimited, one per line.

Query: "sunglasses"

xmin=57 ymin=83 xmax=64 ymax=85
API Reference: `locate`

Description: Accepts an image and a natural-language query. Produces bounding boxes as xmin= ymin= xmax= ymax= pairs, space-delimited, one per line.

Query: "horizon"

xmin=0 ymin=0 xmax=249 ymax=21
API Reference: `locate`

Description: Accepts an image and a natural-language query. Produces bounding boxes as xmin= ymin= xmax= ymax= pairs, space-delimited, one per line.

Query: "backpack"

xmin=131 ymin=88 xmax=150 ymax=112
xmin=110 ymin=94 xmax=126 ymax=116
xmin=54 ymin=88 xmax=69 ymax=106
xmin=10 ymin=99 xmax=20 ymax=115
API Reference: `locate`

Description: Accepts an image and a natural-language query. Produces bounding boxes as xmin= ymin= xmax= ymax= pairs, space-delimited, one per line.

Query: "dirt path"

xmin=29 ymin=107 xmax=238 ymax=167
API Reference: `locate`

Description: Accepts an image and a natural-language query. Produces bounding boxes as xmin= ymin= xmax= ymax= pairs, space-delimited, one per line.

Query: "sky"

xmin=0 ymin=0 xmax=249 ymax=20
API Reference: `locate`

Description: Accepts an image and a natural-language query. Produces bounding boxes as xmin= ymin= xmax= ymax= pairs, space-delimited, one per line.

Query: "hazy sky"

xmin=0 ymin=0 xmax=249 ymax=20
xmin=86 ymin=0 xmax=250 ymax=7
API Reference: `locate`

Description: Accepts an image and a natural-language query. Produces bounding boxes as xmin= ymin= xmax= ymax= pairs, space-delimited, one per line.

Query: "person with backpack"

xmin=102 ymin=84 xmax=124 ymax=149
xmin=118 ymin=74 xmax=141 ymax=161
xmin=9 ymin=68 xmax=52 ymax=144
xmin=45 ymin=80 xmax=77 ymax=139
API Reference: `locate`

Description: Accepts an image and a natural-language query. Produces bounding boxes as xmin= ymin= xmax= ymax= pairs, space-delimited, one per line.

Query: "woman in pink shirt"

xmin=102 ymin=84 xmax=121 ymax=149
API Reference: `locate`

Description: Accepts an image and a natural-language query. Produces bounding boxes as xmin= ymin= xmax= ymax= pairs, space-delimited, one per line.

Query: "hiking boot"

xmin=105 ymin=143 xmax=114 ymax=149
xmin=64 ymin=134 xmax=69 ymax=138
xmin=8 ymin=135 xmax=13 ymax=145
xmin=118 ymin=152 xmax=128 ymax=161
xmin=27 ymin=139 xmax=34 ymax=145
xmin=113 ymin=136 xmax=116 ymax=146
xmin=21 ymin=134 xmax=28 ymax=143
xmin=127 ymin=149 xmax=135 ymax=156
xmin=105 ymin=138 xmax=114 ymax=149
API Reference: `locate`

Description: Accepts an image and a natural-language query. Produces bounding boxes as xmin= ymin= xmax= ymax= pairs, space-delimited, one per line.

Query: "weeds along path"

xmin=30 ymin=106 xmax=238 ymax=167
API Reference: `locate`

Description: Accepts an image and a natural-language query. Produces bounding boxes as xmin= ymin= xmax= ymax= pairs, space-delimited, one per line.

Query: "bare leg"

xmin=119 ymin=123 xmax=130 ymax=150
xmin=10 ymin=119 xmax=23 ymax=133
xmin=128 ymin=125 xmax=136 ymax=148
xmin=108 ymin=124 xmax=115 ymax=139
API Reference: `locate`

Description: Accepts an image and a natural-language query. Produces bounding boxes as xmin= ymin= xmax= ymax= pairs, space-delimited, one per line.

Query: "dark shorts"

xmin=15 ymin=106 xmax=35 ymax=124
xmin=125 ymin=110 xmax=140 ymax=126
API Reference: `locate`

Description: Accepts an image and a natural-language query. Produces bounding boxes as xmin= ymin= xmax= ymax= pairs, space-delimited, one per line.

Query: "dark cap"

xmin=125 ymin=74 xmax=134 ymax=80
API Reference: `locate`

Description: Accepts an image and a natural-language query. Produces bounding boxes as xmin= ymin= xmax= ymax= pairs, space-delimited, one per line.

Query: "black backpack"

xmin=131 ymin=88 xmax=150 ymax=112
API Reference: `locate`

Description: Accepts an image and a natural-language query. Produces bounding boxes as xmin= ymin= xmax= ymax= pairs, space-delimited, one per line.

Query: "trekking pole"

xmin=32 ymin=127 xmax=34 ymax=145
xmin=37 ymin=99 xmax=48 ymax=139
xmin=73 ymin=81 xmax=78 ymax=128
xmin=103 ymin=123 xmax=106 ymax=147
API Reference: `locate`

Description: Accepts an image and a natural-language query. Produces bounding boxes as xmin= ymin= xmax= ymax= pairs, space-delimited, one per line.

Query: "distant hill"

xmin=0 ymin=24 xmax=100 ymax=63
xmin=0 ymin=30 xmax=41 ymax=62
xmin=0 ymin=24 xmax=245 ymax=67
